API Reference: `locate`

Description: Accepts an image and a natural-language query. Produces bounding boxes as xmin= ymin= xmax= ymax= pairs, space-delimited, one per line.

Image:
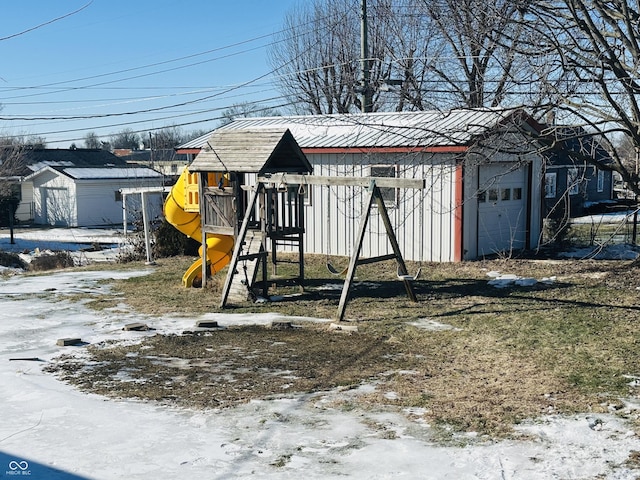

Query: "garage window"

xmin=371 ymin=165 xmax=398 ymax=207
xmin=513 ymin=187 xmax=522 ymax=200
xmin=545 ymin=172 xmax=557 ymax=198
xmin=567 ymin=168 xmax=580 ymax=195
xmin=597 ymin=169 xmax=605 ymax=192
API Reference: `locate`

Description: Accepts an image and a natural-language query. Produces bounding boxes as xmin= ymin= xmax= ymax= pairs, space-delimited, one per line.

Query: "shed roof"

xmin=188 ymin=128 xmax=312 ymax=174
xmin=61 ymin=167 xmax=163 ymax=180
xmin=24 ymin=166 xmax=163 ymax=181
xmin=2 ymin=148 xmax=129 ymax=177
xmin=179 ymin=108 xmax=539 ymax=151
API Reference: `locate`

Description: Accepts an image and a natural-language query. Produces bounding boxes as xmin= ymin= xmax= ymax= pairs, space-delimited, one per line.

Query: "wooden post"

xmin=140 ymin=191 xmax=154 ymax=265
xmin=199 ymin=173 xmax=208 ymax=286
xmin=336 ymin=183 xmax=376 ymax=321
xmin=374 ymin=188 xmax=417 ymax=302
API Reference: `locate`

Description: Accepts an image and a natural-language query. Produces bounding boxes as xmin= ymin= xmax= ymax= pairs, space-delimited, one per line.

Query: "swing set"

xmin=246 ymin=173 xmax=426 ymax=321
xmin=325 ymin=185 xmax=424 ymax=282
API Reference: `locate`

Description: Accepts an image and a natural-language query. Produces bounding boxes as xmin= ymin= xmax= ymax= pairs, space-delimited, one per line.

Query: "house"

xmin=541 ymin=126 xmax=615 ymax=219
xmin=113 ymin=148 xmax=189 ymax=180
xmin=177 ymin=108 xmax=547 ymax=261
xmin=12 ymin=148 xmax=164 ymax=227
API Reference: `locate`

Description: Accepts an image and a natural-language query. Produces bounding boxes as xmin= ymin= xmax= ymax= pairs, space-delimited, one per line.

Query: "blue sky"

xmin=0 ymin=0 xmax=301 ymax=147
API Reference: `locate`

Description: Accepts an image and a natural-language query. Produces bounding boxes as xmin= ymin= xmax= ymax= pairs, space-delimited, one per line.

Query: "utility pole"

xmin=360 ymin=0 xmax=372 ymax=113
xmin=148 ymin=132 xmax=154 ymax=170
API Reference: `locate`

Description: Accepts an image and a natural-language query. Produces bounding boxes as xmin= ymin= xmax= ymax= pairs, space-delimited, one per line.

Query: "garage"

xmin=476 ymin=163 xmax=529 ymax=257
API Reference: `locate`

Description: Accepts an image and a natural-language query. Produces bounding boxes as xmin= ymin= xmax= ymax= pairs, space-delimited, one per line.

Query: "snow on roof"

xmin=28 ymin=160 xmax=75 ymax=171
xmin=179 ymin=108 xmax=535 ymax=150
xmin=62 ymin=167 xmax=163 ymax=180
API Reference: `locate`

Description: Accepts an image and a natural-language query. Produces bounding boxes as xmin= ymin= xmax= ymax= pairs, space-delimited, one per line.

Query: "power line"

xmin=0 ymin=1 xmax=93 ymax=42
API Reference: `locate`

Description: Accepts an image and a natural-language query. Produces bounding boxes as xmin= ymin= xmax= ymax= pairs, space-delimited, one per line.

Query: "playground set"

xmin=164 ymin=128 xmax=425 ymax=321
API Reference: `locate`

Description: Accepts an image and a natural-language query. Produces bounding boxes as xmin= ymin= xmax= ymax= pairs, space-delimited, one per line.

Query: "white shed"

xmin=178 ymin=108 xmax=544 ymax=261
xmin=25 ymin=166 xmax=164 ymax=227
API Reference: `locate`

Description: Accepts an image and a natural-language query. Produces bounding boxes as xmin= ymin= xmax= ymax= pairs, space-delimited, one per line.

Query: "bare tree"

xmin=416 ymin=0 xmax=537 ymax=109
xmin=0 ymin=136 xmax=44 ymax=229
xmin=379 ymin=0 xmax=437 ymax=111
xmin=148 ymin=126 xmax=186 ymax=149
xmin=270 ymin=0 xmax=417 ymax=114
xmin=519 ymin=0 xmax=640 ymax=197
xmin=270 ymin=0 xmax=540 ymax=113
xmin=218 ymin=102 xmax=282 ymax=127
xmin=83 ymin=131 xmax=102 ymax=149
xmin=111 ymin=128 xmax=141 ymax=150
xmin=270 ymin=0 xmax=360 ymax=114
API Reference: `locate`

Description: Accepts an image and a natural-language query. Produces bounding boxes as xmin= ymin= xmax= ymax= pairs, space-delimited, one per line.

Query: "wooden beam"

xmin=374 ymin=188 xmax=417 ymax=302
xmin=355 ymin=253 xmax=396 ymax=265
xmin=257 ymin=174 xmax=425 ymax=189
xmin=336 ymin=184 xmax=376 ymax=322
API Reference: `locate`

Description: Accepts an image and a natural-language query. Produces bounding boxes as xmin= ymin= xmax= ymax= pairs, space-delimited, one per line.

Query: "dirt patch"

xmin=46 ymin=324 xmax=401 ymax=408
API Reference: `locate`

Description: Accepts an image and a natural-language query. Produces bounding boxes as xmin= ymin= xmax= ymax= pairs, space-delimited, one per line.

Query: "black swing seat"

xmin=327 ymin=262 xmax=348 ymax=276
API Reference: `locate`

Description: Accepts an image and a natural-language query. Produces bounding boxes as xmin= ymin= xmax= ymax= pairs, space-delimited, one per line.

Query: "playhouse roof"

xmin=179 ymin=108 xmax=539 ymax=152
xmin=188 ymin=128 xmax=312 ymax=174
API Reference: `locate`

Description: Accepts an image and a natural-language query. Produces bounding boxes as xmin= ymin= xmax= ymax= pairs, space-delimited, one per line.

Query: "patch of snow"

xmin=408 ymin=318 xmax=462 ymax=331
xmin=560 ymin=243 xmax=640 ymax=260
xmin=571 ymin=210 xmax=634 ymax=224
xmin=487 ymin=272 xmax=556 ymax=289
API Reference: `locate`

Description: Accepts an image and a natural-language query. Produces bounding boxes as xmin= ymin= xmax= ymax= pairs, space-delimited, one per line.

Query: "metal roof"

xmin=188 ymin=128 xmax=312 ymax=174
xmin=179 ymin=108 xmax=535 ymax=151
xmin=25 ymin=166 xmax=163 ymax=181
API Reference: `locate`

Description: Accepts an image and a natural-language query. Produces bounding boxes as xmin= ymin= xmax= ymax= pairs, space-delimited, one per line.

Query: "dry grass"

xmin=44 ymin=254 xmax=640 ymax=439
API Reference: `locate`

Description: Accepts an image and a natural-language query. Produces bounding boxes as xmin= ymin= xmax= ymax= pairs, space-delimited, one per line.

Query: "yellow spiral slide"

xmin=163 ymin=169 xmax=234 ymax=287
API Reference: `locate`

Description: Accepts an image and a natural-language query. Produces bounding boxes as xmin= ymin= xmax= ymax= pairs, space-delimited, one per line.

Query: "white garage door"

xmin=477 ymin=164 xmax=527 ymax=257
xmin=43 ymin=187 xmax=71 ymax=226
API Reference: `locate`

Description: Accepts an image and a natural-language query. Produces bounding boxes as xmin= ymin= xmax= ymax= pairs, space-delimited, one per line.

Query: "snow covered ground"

xmin=1 ymin=227 xmax=640 ymax=478
xmin=0 ymin=227 xmax=131 ymax=265
xmin=1 ymin=268 xmax=640 ymax=478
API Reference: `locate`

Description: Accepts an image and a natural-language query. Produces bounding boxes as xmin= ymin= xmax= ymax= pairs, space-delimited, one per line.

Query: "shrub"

xmin=0 ymin=251 xmax=27 ymax=270
xmin=29 ymin=251 xmax=74 ymax=271
xmin=153 ymin=219 xmax=199 ymax=257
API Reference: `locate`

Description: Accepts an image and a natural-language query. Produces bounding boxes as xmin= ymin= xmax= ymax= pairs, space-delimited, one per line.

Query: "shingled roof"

xmin=188 ymin=128 xmax=312 ymax=175
xmin=5 ymin=148 xmax=128 ymax=176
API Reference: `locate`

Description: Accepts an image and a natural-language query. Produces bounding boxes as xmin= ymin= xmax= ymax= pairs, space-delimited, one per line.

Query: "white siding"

xmin=272 ymin=151 xmax=459 ymax=262
xmin=76 ymin=179 xmax=164 ymax=226
xmin=29 ymin=170 xmax=164 ymax=227
xmin=32 ymin=171 xmax=76 ymax=226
